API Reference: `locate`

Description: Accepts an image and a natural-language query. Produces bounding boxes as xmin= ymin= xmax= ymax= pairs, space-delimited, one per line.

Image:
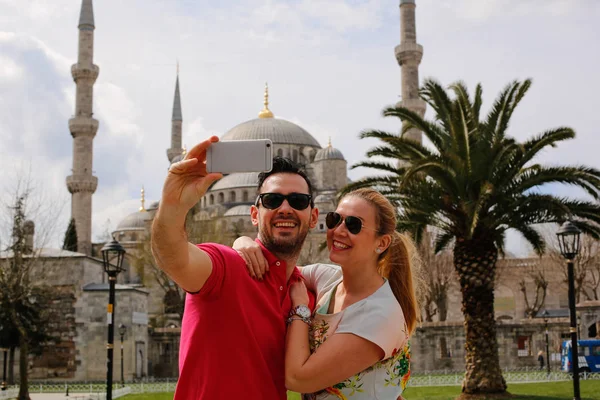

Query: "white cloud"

xmin=1 ymin=0 xmax=598 ymax=256
xmin=0 ymin=54 xmax=21 ymax=79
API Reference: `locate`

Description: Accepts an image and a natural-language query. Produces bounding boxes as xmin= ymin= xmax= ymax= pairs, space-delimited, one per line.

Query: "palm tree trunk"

xmin=17 ymin=335 xmax=29 ymax=400
xmin=454 ymin=237 xmax=507 ymax=395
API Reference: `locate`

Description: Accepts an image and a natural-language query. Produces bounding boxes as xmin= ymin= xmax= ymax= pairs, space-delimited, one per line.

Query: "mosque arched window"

xmin=218 ymin=193 xmax=224 ymax=203
xmin=229 ymin=191 xmax=236 ymax=202
xmin=293 ymin=150 xmax=298 ymax=162
xmin=242 ymin=191 xmax=249 ymax=202
xmin=277 ymin=148 xmax=283 ymax=157
xmin=209 ymin=194 xmax=214 ymax=205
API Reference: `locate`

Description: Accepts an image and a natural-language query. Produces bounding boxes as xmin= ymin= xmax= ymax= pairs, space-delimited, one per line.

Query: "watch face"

xmin=296 ymin=305 xmax=311 ymax=319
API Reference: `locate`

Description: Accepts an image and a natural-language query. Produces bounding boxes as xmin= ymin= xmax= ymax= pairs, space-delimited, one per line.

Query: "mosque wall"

xmin=75 ymin=287 xmax=149 ymax=381
xmin=410 ymin=320 xmax=572 ymax=372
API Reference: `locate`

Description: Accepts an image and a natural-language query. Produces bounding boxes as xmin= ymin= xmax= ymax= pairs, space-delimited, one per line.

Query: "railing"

xmin=0 ymin=389 xmax=18 ymax=400
xmin=6 ymin=371 xmax=599 ymax=395
xmin=0 ymin=385 xmax=133 ymax=399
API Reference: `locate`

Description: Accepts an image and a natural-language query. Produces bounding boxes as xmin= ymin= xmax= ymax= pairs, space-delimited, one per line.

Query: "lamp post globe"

xmin=101 ymin=239 xmax=126 ymax=400
xmin=556 ymin=220 xmax=582 ymax=400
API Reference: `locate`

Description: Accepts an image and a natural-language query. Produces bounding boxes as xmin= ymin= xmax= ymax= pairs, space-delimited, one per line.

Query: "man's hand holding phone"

xmin=161 ymin=136 xmax=223 ymax=216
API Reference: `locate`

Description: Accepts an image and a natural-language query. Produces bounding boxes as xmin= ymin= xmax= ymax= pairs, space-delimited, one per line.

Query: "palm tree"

xmin=344 ymin=79 xmax=600 ymax=396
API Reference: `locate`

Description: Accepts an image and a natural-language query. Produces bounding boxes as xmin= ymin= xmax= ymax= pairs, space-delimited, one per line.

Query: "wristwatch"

xmin=287 ymin=304 xmax=312 ymax=325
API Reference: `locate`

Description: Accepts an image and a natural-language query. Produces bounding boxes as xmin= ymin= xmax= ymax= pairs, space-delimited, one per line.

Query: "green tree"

xmin=0 ymin=194 xmax=55 ymax=400
xmin=62 ymin=218 xmax=78 ymax=252
xmin=345 ymin=79 xmax=600 ymax=396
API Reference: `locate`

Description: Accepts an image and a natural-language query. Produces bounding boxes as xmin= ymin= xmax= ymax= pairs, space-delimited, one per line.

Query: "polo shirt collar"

xmin=254 ymin=238 xmax=303 ymax=282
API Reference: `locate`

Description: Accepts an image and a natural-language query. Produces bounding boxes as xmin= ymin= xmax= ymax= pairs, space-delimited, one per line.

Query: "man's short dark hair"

xmin=257 ymin=156 xmax=314 ymax=206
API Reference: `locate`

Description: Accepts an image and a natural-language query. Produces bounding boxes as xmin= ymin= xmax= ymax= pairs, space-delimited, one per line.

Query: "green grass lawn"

xmin=402 ymin=380 xmax=600 ymax=400
xmin=121 ymin=380 xmax=600 ymax=399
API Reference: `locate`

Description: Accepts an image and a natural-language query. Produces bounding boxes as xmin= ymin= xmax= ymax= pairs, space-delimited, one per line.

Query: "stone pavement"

xmin=30 ymin=395 xmax=100 ymax=400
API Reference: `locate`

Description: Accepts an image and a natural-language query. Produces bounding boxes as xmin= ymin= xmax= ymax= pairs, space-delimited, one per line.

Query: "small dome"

xmin=314 ymin=145 xmax=344 ymax=162
xmin=210 ymin=172 xmax=259 ymax=191
xmin=116 ymin=210 xmax=151 ymax=231
xmin=224 ymin=205 xmax=252 ymax=217
xmin=221 ymin=118 xmax=321 ymax=147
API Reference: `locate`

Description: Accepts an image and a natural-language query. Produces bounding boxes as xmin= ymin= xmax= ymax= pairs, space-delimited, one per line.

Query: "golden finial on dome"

xmin=258 ymin=82 xmax=274 ymax=119
xmin=139 ymin=186 xmax=146 ymax=212
xmin=182 ymin=145 xmax=187 ymax=156
xmin=328 ymin=137 xmax=332 ymax=148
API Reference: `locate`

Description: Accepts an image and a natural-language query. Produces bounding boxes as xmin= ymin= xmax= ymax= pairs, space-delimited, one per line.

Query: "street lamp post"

xmin=556 ymin=220 xmax=582 ymax=400
xmin=1 ymin=347 xmax=7 ymax=391
xmin=101 ymin=239 xmax=126 ymax=400
xmin=118 ymin=324 xmax=127 ymax=388
xmin=541 ymin=310 xmax=551 ymax=375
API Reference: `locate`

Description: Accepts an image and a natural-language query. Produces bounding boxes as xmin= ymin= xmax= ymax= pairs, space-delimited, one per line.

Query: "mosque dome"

xmin=224 ymin=205 xmax=252 ymax=217
xmin=115 ymin=187 xmax=152 ymax=231
xmin=210 ymin=172 xmax=259 ymax=191
xmin=314 ymin=140 xmax=345 ymax=161
xmin=222 ymin=118 xmax=321 ymax=147
xmin=116 ymin=210 xmax=151 ymax=231
xmin=220 ymin=84 xmax=320 ymax=147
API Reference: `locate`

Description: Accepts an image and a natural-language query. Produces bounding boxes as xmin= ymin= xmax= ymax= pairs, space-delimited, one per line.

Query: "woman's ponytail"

xmin=378 ymin=231 xmax=420 ymax=333
xmin=342 ymin=188 xmax=420 ymax=334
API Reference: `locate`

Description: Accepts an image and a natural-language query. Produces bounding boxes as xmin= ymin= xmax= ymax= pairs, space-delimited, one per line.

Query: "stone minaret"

xmin=66 ymin=0 xmax=99 ymax=256
xmin=395 ymin=0 xmax=426 ymax=144
xmin=167 ymin=70 xmax=183 ymax=163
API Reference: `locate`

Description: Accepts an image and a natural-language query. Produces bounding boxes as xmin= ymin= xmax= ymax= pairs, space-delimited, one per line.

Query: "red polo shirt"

xmin=175 ymin=240 xmax=315 ymax=400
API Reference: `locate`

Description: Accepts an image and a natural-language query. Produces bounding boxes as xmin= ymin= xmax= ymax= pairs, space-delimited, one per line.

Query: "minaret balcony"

xmin=395 ymin=43 xmax=423 ymax=65
xmin=66 ymin=175 xmax=98 ymax=194
xmin=69 ymin=117 xmax=99 ymax=137
xmin=71 ymin=63 xmax=99 ymax=82
xmin=397 ymin=98 xmax=426 ymax=116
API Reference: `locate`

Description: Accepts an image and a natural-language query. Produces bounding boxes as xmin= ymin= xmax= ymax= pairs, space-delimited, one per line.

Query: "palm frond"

xmin=510 ymin=224 xmax=545 ymax=256
xmin=433 ymin=231 xmax=455 ymax=253
xmin=382 ymin=106 xmax=448 ymax=152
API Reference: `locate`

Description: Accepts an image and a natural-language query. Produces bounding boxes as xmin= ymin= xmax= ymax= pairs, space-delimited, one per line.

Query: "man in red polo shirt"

xmin=151 ymin=136 xmax=318 ymax=399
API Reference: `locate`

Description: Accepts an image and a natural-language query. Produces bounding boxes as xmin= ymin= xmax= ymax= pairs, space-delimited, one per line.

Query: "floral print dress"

xmin=300 ymin=264 xmax=411 ymax=400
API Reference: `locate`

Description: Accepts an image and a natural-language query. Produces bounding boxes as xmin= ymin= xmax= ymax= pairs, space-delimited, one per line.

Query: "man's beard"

xmin=260 ymin=223 xmax=309 ymax=260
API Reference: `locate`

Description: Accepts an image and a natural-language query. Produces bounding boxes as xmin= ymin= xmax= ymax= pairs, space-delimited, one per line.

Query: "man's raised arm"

xmin=151 ymin=136 xmax=222 ymax=293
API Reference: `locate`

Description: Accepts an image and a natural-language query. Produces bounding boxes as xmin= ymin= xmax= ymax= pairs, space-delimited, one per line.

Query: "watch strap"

xmin=286 ymin=315 xmax=311 ymax=325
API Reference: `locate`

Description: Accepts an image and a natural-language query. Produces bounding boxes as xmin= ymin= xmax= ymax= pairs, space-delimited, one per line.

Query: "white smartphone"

xmin=206 ymin=139 xmax=273 ymax=174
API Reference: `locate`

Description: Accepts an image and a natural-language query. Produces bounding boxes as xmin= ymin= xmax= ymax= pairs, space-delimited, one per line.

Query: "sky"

xmin=0 ymin=0 xmax=598 ymax=255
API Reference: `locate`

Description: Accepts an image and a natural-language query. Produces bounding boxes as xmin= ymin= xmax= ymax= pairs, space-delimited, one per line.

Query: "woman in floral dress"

xmin=235 ymin=188 xmax=419 ymax=399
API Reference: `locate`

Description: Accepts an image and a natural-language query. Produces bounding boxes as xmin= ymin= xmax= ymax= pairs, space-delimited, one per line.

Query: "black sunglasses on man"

xmin=255 ymin=193 xmax=313 ymax=210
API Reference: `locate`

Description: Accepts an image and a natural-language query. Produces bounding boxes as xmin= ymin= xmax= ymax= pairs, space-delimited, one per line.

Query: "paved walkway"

xmin=30 ymin=395 xmax=99 ymax=400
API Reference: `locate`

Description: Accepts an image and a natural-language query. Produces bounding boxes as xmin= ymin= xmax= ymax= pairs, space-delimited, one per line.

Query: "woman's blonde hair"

xmin=342 ymin=188 xmax=420 ymax=333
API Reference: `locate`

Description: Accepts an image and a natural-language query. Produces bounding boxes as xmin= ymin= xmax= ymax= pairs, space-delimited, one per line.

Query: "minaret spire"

xmin=66 ymin=0 xmax=99 ymax=255
xmin=78 ymin=0 xmax=95 ymax=29
xmin=167 ymin=65 xmax=184 ymax=163
xmin=139 ymin=186 xmax=146 ymax=212
xmin=395 ymin=0 xmax=426 ymax=144
xmin=258 ymin=83 xmax=274 ymax=119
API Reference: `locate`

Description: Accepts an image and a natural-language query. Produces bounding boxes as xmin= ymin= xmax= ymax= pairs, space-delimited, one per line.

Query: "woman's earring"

xmin=375 ymin=248 xmax=381 ymax=254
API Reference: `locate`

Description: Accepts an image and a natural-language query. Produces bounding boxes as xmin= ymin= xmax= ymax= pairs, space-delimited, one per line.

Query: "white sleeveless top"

xmin=300 ymin=264 xmax=411 ymax=400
